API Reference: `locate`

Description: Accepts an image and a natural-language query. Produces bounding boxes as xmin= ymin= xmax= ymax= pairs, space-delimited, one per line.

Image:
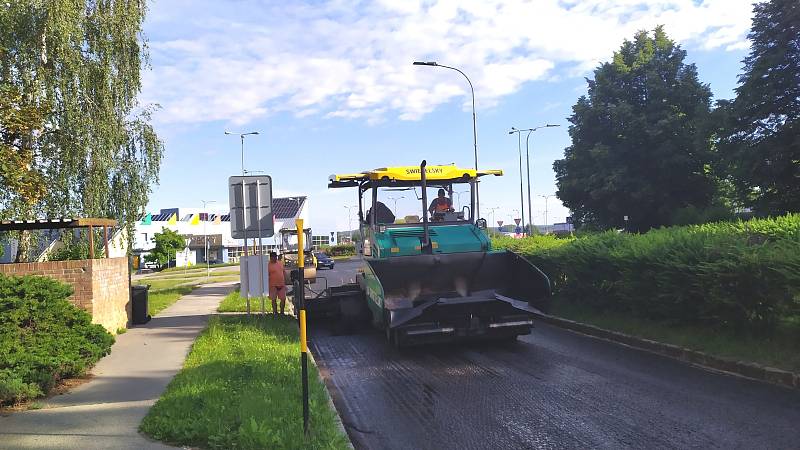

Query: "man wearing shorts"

xmin=268 ymin=252 xmax=287 ymax=316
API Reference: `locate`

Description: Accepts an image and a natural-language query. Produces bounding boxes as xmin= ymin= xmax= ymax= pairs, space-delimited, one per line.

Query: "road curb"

xmin=306 ymin=349 xmax=355 ymax=449
xmin=288 ymin=307 xmax=354 ymax=449
xmin=532 ymin=312 xmax=799 ymax=391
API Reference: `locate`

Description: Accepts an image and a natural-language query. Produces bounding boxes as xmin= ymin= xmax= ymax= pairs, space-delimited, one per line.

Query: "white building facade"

xmin=133 ymin=197 xmax=310 ymax=265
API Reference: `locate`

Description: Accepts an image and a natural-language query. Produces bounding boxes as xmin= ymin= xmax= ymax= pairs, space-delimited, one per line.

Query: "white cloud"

xmin=142 ymin=0 xmax=753 ymax=125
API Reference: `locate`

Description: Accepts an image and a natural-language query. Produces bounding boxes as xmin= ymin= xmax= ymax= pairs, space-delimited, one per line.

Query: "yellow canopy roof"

xmin=329 ymin=164 xmax=502 ymax=185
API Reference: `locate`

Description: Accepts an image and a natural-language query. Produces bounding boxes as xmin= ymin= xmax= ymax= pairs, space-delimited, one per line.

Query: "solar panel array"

xmin=141 ymin=197 xmax=306 ymax=222
xmin=271 ymin=197 xmax=306 ymax=219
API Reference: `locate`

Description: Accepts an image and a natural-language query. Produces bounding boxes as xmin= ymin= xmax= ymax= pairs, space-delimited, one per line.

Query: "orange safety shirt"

xmin=434 ymin=198 xmax=451 ymax=212
xmin=268 ymin=260 xmax=286 ymax=287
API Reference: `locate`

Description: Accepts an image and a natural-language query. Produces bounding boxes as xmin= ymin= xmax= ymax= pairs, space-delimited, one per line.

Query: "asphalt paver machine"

xmin=309 ymin=160 xmax=552 ymax=347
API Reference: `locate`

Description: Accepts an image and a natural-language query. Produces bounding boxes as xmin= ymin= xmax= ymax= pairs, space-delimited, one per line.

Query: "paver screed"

xmin=0 ymin=281 xmax=237 ymax=450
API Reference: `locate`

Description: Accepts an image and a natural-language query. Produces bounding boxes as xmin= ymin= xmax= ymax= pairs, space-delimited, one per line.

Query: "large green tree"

xmin=554 ymin=27 xmax=716 ymax=231
xmin=0 ymin=1 xmax=163 ymax=261
xmin=719 ymin=0 xmax=799 ymax=215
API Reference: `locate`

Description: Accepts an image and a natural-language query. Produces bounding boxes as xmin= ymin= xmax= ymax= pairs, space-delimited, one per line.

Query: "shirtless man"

xmin=267 ymin=251 xmax=287 ymax=315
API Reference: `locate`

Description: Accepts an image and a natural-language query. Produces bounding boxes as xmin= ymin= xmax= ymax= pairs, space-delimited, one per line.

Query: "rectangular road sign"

xmin=229 ymin=175 xmax=274 ymax=239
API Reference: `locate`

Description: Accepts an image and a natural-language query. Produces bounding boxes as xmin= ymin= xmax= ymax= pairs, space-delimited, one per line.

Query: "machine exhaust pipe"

xmin=419 ymin=160 xmax=431 ymax=254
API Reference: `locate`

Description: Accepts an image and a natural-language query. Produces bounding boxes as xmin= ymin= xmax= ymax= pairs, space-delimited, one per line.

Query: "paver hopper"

xmin=363 ymin=250 xmax=550 ymax=345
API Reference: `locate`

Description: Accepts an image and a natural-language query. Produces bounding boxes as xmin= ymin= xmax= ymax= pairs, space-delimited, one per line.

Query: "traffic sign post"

xmin=229 ymin=176 xmax=274 ymax=315
xmin=229 ymin=175 xmax=274 ymax=239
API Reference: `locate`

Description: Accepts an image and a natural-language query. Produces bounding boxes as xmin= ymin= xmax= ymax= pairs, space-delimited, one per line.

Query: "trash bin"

xmin=131 ymin=285 xmax=151 ymax=325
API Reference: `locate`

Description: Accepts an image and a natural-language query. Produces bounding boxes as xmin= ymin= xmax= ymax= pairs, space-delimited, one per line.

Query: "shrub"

xmin=320 ymin=243 xmax=356 ymax=257
xmin=0 ymin=274 xmax=114 ymax=405
xmin=669 ymin=205 xmax=734 ymax=227
xmin=497 ymin=214 xmax=800 ymax=333
xmin=47 ymin=231 xmax=101 ymax=261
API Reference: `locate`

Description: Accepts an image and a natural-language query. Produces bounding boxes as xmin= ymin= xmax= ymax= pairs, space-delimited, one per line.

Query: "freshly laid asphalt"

xmin=310 ymin=259 xmax=800 ymax=450
xmin=0 ymin=281 xmax=237 ymax=450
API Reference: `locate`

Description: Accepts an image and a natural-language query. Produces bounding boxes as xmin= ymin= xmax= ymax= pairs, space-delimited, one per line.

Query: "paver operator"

xmin=428 ymin=188 xmax=453 ymax=217
xmin=268 ymin=251 xmax=287 ymax=316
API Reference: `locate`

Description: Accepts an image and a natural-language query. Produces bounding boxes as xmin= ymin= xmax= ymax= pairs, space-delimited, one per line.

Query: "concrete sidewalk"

xmin=0 ymin=281 xmax=237 ymax=450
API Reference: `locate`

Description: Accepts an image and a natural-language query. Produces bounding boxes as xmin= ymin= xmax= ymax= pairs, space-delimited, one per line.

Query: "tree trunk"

xmin=14 ymin=230 xmax=30 ymax=262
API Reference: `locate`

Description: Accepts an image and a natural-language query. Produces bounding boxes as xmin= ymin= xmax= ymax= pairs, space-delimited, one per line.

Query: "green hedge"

xmin=319 ymin=243 xmax=356 ymax=257
xmin=0 ymin=274 xmax=114 ymax=405
xmin=494 ymin=214 xmax=800 ymax=333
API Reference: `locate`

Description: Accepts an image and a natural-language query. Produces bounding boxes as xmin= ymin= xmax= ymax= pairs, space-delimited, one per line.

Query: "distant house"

xmin=133 ymin=196 xmax=310 ymax=265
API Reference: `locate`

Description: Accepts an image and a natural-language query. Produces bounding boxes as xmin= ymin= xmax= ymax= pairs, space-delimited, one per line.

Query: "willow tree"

xmin=0 ymin=1 xmax=163 ymax=261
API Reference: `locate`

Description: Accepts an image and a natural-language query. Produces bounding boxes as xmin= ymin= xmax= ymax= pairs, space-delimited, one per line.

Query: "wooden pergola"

xmin=0 ymin=218 xmax=118 ymax=259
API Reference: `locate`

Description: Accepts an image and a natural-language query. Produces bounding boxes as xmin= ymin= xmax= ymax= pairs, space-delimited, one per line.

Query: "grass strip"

xmin=148 ymin=285 xmax=195 ymax=316
xmin=143 ymin=270 xmax=240 ymax=281
xmin=553 ymin=300 xmax=800 ymax=373
xmin=144 ymin=277 xmax=240 ymax=316
xmin=159 ymin=261 xmax=239 ymax=273
xmin=218 ymin=289 xmax=253 ymax=312
xmin=139 ymin=315 xmax=350 ymax=450
xmin=218 ymin=289 xmax=292 ymax=314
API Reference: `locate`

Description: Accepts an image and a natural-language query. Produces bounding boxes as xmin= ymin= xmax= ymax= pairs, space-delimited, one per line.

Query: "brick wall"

xmin=0 ymin=257 xmax=131 ymax=332
xmin=89 ymin=258 xmax=131 ymax=332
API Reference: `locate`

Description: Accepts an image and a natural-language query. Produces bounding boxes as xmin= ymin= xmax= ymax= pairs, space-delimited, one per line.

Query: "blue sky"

xmin=141 ymin=0 xmax=754 ymax=233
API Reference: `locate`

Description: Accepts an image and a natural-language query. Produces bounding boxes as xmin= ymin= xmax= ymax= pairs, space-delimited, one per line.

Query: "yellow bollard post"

xmin=296 ymin=218 xmax=309 ymax=434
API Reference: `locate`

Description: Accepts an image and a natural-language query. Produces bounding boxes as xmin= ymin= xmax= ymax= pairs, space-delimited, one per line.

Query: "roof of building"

xmin=0 ymin=217 xmax=117 ymax=231
xmin=142 ymin=197 xmax=306 ymax=223
xmin=272 ymin=197 xmax=306 ymax=219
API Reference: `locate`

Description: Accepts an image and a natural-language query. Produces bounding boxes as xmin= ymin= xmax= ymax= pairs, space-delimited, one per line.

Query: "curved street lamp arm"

xmin=413 ymin=61 xmax=480 ymax=219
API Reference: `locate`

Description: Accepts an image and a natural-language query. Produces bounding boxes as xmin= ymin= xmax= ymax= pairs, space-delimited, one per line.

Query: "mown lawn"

xmin=553 ymin=300 xmax=800 ymax=373
xmin=139 ymin=315 xmax=350 ymax=450
xmin=147 ymin=283 xmax=195 ymax=316
xmin=217 ymin=289 xmax=281 ymax=313
xmin=141 ymin=273 xmax=240 ymax=316
xmin=144 ymin=270 xmax=239 ymax=281
xmin=159 ymin=261 xmax=240 ymax=273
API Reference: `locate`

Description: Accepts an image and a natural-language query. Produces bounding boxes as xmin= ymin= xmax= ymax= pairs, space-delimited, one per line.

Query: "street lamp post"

xmin=508 ymin=128 xmax=527 ymax=236
xmin=343 ymin=205 xmax=357 ymax=243
xmin=225 ymin=130 xmax=260 ymax=176
xmin=183 ymin=238 xmax=192 ymax=277
xmin=453 ymin=190 xmax=468 ymax=210
xmin=201 ymin=200 xmax=217 ymax=278
xmin=224 ymin=130 xmax=259 ymax=262
xmin=413 ymin=61 xmax=480 ymax=221
xmin=487 ymin=207 xmax=500 ymax=232
xmin=514 ymin=124 xmax=560 ymax=235
xmin=387 ymin=196 xmax=404 ymax=217
xmin=539 ymin=194 xmax=555 ymax=229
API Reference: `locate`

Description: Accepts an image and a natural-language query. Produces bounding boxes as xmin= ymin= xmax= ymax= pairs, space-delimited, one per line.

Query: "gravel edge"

xmin=306 ymin=349 xmax=355 ymax=449
xmin=289 ymin=305 xmax=354 ymax=450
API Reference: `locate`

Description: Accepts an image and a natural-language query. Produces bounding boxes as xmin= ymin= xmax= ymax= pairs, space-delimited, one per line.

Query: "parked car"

xmin=315 ymin=252 xmax=334 ymax=269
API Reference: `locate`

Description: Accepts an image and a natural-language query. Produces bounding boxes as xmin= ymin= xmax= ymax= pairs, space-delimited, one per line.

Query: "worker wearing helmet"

xmin=428 ymin=188 xmax=453 ymax=218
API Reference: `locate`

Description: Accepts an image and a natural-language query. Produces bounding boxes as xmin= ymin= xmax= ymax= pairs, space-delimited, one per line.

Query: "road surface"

xmin=309 ymin=259 xmax=800 ymax=449
xmin=310 ymin=258 xmax=360 ymax=290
